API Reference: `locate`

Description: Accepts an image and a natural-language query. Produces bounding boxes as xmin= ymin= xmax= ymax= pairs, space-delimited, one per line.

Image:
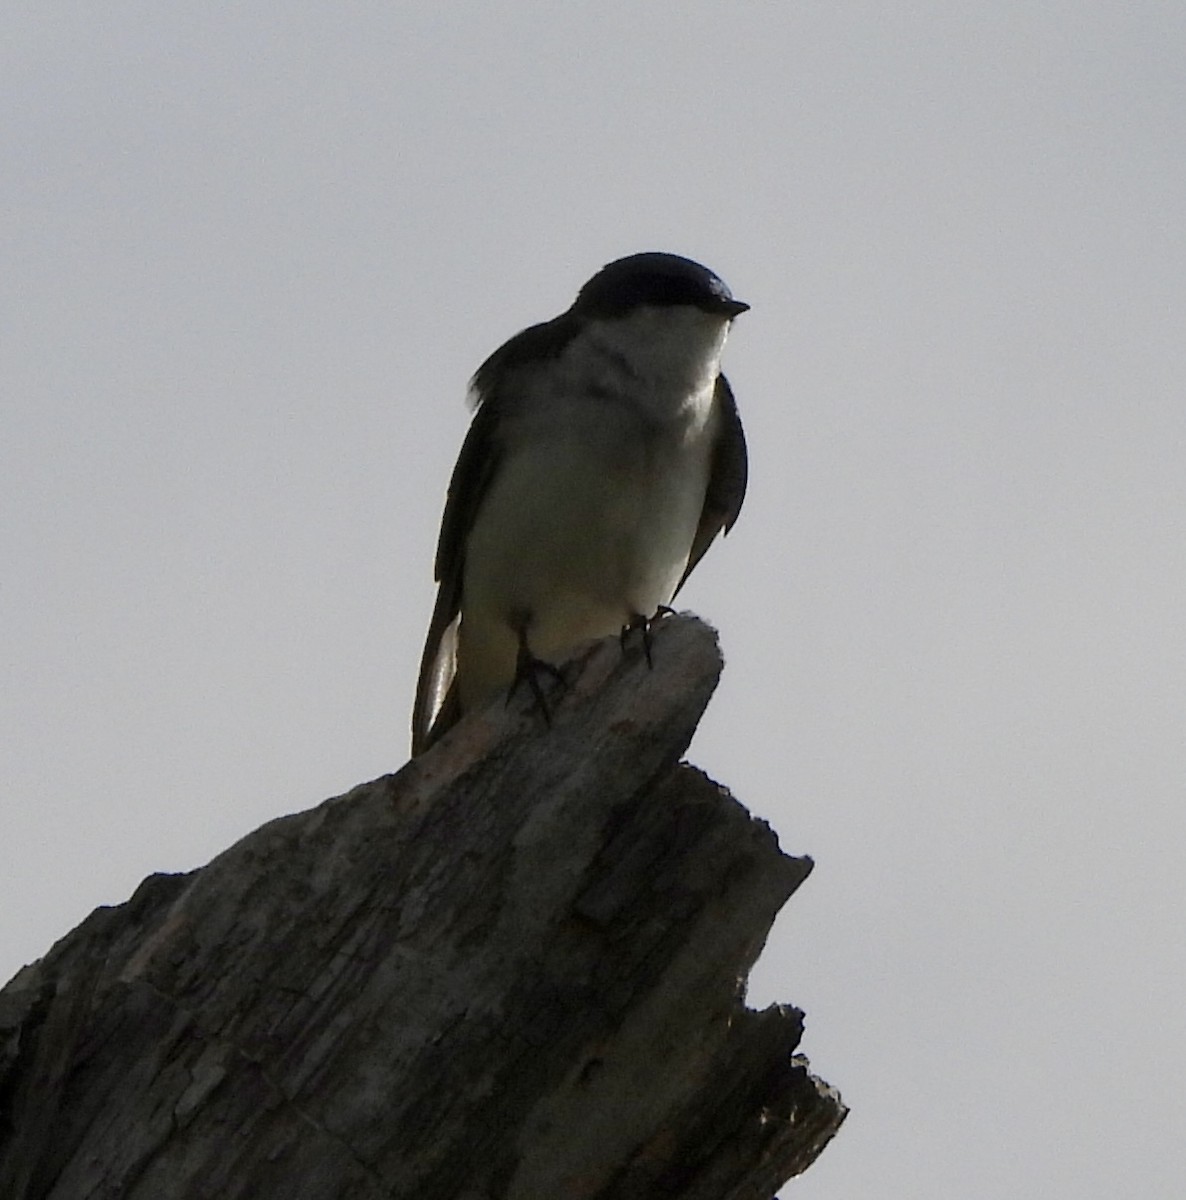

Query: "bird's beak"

xmin=719 ymin=299 xmax=750 ymax=319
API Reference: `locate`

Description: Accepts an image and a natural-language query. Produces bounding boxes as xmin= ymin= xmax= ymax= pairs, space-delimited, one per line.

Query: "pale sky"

xmin=3 ymin=4 xmax=1184 ymax=1197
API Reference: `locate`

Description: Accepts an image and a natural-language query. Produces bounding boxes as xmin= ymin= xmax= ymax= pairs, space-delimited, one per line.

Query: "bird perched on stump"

xmin=412 ymin=251 xmax=748 ymax=754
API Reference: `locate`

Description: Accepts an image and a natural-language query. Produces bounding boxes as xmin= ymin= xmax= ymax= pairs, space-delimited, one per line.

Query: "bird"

xmin=411 ymin=251 xmax=748 ymax=755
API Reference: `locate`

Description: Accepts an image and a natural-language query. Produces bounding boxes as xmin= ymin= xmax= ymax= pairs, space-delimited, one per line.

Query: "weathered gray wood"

xmin=0 ymin=615 xmax=845 ymax=1199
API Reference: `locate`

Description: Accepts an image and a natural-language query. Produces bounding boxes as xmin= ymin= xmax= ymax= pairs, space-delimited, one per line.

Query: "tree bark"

xmin=0 ymin=615 xmax=845 ymax=1199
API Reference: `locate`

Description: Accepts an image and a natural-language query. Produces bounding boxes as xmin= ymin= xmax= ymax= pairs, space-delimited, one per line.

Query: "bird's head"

xmin=569 ymin=252 xmax=748 ymax=387
xmin=572 ymin=252 xmax=749 ymax=322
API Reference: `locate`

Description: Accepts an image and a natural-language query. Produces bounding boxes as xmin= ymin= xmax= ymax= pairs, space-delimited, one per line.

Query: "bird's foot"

xmin=619 ymin=606 xmax=675 ymax=668
xmin=508 ymin=639 xmax=566 ymax=725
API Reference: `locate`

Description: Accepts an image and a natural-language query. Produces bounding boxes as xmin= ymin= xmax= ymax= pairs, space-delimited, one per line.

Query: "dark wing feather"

xmin=411 ymin=314 xmax=579 ymax=754
xmin=411 ymin=398 xmax=502 ymax=754
xmin=673 ymin=373 xmax=747 ymax=597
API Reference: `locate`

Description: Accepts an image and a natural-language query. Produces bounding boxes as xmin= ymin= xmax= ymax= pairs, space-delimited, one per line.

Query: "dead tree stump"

xmin=0 ymin=615 xmax=845 ymax=1199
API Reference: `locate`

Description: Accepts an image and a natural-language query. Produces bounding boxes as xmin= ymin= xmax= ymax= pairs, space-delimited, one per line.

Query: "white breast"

xmin=457 ymin=306 xmax=730 ymax=711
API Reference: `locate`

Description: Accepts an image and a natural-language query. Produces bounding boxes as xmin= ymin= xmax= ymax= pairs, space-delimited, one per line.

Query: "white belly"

xmin=457 ymin=397 xmax=715 ymax=710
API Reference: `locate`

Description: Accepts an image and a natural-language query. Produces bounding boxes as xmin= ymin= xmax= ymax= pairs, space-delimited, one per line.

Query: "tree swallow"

xmin=411 ymin=251 xmax=748 ymax=754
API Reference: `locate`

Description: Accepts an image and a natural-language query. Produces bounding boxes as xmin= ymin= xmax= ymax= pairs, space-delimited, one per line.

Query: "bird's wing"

xmin=411 ymin=397 xmax=503 ymax=754
xmin=411 ymin=315 xmax=578 ymax=754
xmin=673 ymin=373 xmax=747 ymax=597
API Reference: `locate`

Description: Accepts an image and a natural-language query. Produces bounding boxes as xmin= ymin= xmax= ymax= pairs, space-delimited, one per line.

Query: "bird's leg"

xmin=508 ymin=623 xmax=566 ymax=724
xmin=619 ymin=606 xmax=676 ymax=668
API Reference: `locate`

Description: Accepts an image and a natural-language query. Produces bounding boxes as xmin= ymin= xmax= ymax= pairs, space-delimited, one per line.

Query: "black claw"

xmin=508 ymin=628 xmax=565 ymax=723
xmin=620 ymin=607 xmax=674 ymax=669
